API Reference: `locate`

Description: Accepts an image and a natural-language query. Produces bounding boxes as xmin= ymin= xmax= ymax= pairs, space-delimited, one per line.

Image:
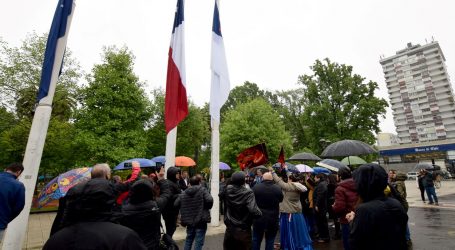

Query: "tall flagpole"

xmin=210 ymin=119 xmax=220 ymax=226
xmin=165 ymin=128 xmax=177 ymax=173
xmin=2 ymin=1 xmax=76 ymax=249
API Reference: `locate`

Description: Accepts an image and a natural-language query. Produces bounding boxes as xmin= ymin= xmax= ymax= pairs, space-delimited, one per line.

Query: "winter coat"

xmin=159 ymin=167 xmax=181 ymax=217
xmin=252 ymin=180 xmax=283 ymax=231
xmin=313 ymin=180 xmax=328 ymax=213
xmin=221 ymin=182 xmax=262 ymax=229
xmin=43 ymin=221 xmax=147 ymax=250
xmin=349 ymin=197 xmax=408 ymax=250
xmin=0 ymin=172 xmax=25 ymax=230
xmin=422 ymin=172 xmax=435 ymax=187
xmin=332 ymin=178 xmax=358 ymax=224
xmin=272 ymin=172 xmax=307 ymax=213
xmin=393 ymin=173 xmax=409 ymax=211
xmin=119 ymin=201 xmax=161 ymax=250
xmin=176 ymin=185 xmax=213 ymax=227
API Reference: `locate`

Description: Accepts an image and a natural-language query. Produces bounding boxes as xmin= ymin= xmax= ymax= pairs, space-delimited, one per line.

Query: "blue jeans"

xmin=184 ymin=224 xmax=207 ymax=250
xmin=425 ymin=186 xmax=438 ymax=204
xmin=341 ymin=223 xmax=351 ymax=250
xmin=0 ymin=229 xmax=4 ymax=243
xmin=252 ymin=226 xmax=277 ymax=250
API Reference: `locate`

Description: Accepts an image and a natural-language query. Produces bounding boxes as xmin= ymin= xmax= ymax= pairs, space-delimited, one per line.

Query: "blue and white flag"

xmin=210 ymin=0 xmax=230 ymax=125
xmin=37 ymin=0 xmax=74 ymax=102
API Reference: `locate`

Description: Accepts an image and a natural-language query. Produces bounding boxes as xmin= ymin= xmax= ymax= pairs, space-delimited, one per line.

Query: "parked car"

xmin=407 ymin=172 xmax=418 ymax=180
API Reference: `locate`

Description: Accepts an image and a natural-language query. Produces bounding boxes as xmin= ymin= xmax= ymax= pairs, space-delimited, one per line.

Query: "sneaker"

xmin=428 ymin=202 xmax=434 ymax=205
xmin=435 ymin=203 xmax=439 ymax=206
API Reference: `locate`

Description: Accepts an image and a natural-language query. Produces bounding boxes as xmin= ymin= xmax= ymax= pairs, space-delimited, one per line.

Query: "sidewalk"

xmin=20 ymin=180 xmax=455 ymax=249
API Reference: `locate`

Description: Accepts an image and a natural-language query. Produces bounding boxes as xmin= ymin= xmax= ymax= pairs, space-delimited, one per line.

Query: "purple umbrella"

xmin=220 ymin=162 xmax=231 ymax=170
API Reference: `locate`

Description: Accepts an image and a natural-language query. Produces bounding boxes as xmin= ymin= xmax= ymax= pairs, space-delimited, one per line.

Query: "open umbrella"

xmin=313 ymin=167 xmax=331 ymax=175
xmin=414 ymin=163 xmax=441 ymax=171
xmin=341 ymin=156 xmax=366 ymax=165
xmin=316 ymin=159 xmax=347 ymax=172
xmin=114 ymin=158 xmax=156 ymax=170
xmin=37 ymin=167 xmax=92 ymax=208
xmin=321 ymin=139 xmax=377 ymax=157
xmin=220 ymin=162 xmax=231 ymax=170
xmin=175 ymin=156 xmax=196 ymax=167
xmin=295 ymin=164 xmax=314 ymax=173
xmin=288 ymin=152 xmax=321 ymax=161
xmin=151 ymin=155 xmax=165 ymax=164
xmin=272 ymin=162 xmax=294 ymax=169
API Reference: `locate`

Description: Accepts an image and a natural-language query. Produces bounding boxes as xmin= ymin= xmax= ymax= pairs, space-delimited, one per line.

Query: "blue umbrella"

xmin=313 ymin=167 xmax=331 ymax=175
xmin=151 ymin=155 xmax=166 ymax=164
xmin=114 ymin=158 xmax=156 ymax=170
xmin=220 ymin=162 xmax=231 ymax=170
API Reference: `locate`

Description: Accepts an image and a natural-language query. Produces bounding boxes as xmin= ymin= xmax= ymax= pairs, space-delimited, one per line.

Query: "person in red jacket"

xmin=332 ymin=167 xmax=358 ymax=250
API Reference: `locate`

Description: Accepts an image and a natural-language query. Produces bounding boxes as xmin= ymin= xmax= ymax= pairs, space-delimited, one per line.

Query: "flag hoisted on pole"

xmin=165 ymin=0 xmax=188 ymax=171
xmin=2 ymin=0 xmax=76 ymax=249
xmin=278 ymin=146 xmax=285 ymax=168
xmin=210 ymin=0 xmax=230 ymax=226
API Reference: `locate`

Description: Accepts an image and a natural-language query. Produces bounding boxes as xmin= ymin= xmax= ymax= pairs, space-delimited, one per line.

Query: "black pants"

xmin=315 ymin=210 xmax=330 ymax=240
xmin=224 ymin=226 xmax=252 ymax=250
xmin=163 ymin=211 xmax=178 ymax=237
xmin=419 ymin=187 xmax=426 ymax=201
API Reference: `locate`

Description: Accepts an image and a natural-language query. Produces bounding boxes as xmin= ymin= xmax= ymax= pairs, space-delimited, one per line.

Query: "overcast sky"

xmin=1 ymin=0 xmax=455 ymax=134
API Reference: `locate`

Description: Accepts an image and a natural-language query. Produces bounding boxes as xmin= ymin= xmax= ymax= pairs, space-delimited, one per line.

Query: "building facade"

xmin=380 ymin=41 xmax=455 ymax=144
xmin=377 ymin=132 xmax=399 ymax=147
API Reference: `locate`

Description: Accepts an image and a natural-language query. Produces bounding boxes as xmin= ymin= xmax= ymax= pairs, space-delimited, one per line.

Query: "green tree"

xmin=222 ymin=81 xmax=268 ymax=114
xmin=145 ymin=88 xmax=210 ymax=166
xmin=221 ymin=98 xmax=293 ymax=170
xmin=74 ymin=46 xmax=151 ymax=165
xmin=299 ymin=58 xmax=388 ymax=153
xmin=0 ymin=33 xmax=81 ymax=119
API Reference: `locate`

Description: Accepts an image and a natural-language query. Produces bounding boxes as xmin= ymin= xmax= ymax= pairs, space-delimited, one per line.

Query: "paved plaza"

xmin=8 ymin=180 xmax=455 ymax=249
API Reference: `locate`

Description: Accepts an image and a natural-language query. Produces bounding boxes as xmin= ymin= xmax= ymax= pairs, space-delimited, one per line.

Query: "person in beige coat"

xmin=270 ymin=167 xmax=313 ymax=250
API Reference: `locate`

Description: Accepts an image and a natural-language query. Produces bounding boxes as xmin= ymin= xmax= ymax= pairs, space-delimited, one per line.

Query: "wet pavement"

xmin=177 ymin=193 xmax=455 ymax=250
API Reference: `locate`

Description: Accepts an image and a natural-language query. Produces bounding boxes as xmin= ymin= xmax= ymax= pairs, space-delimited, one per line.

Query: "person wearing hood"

xmin=221 ymin=171 xmax=262 ymax=250
xmin=119 ymin=180 xmax=162 ymax=250
xmin=270 ymin=166 xmax=313 ymax=250
xmin=332 ymin=167 xmax=358 ymax=250
xmin=313 ymin=173 xmax=330 ymax=243
xmin=44 ymin=175 xmax=147 ymax=250
xmin=348 ymin=163 xmax=408 ymax=250
xmin=175 ymin=176 xmax=213 ymax=250
xmin=159 ymin=166 xmax=182 ymax=237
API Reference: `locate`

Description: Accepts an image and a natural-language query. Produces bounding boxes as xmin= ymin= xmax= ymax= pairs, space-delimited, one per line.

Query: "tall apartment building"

xmin=380 ymin=41 xmax=455 ymax=144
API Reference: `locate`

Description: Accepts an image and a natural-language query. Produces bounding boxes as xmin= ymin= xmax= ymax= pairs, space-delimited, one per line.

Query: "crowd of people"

xmin=0 ymin=159 xmax=443 ymax=250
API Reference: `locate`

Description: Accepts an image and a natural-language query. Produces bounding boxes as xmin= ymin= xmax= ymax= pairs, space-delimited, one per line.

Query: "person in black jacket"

xmin=221 ymin=171 xmax=262 ymax=250
xmin=43 ymin=178 xmax=147 ymax=250
xmin=348 ymin=163 xmax=408 ymax=250
xmin=314 ymin=173 xmax=330 ymax=243
xmin=118 ymin=179 xmax=167 ymax=250
xmin=252 ymin=172 xmax=283 ymax=250
xmin=175 ymin=176 xmax=213 ymax=250
xmin=159 ymin=166 xmax=182 ymax=237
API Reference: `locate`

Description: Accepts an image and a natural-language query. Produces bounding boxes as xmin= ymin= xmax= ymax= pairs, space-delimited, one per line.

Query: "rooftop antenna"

xmin=425 ymin=38 xmax=428 ymax=44
xmin=432 ymin=36 xmax=435 ymax=42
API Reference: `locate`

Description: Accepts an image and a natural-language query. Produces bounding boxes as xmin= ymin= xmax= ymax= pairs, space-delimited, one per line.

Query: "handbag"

xmin=159 ymin=225 xmax=179 ymax=250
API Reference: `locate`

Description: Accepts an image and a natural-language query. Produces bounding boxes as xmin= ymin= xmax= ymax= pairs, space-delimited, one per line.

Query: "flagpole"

xmin=165 ymin=127 xmax=177 ymax=174
xmin=210 ymin=119 xmax=220 ymax=226
xmin=1 ymin=2 xmax=75 ymax=249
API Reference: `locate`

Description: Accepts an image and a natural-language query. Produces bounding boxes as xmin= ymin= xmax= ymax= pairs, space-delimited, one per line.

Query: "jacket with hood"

xmin=252 ymin=179 xmax=283 ymax=232
xmin=118 ymin=180 xmax=162 ymax=250
xmin=221 ymin=172 xmax=262 ymax=229
xmin=158 ymin=166 xmax=181 ymax=216
xmin=175 ymin=185 xmax=213 ymax=227
xmin=332 ymin=178 xmax=358 ymax=224
xmin=392 ymin=172 xmax=409 ymax=211
xmin=313 ymin=179 xmax=329 ymax=213
xmin=272 ymin=172 xmax=307 ymax=213
xmin=350 ymin=164 xmax=408 ymax=250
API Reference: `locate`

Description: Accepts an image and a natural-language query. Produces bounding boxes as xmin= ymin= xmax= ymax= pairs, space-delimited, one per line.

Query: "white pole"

xmin=210 ymin=119 xmax=220 ymax=226
xmin=165 ymin=127 xmax=177 ymax=174
xmin=2 ymin=3 xmax=75 ymax=249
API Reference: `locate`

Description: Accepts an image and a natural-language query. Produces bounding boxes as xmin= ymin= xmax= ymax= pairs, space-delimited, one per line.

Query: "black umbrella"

xmin=288 ymin=152 xmax=322 ymax=161
xmin=316 ymin=159 xmax=347 ymax=172
xmin=321 ymin=139 xmax=377 ymax=157
xmin=414 ymin=163 xmax=441 ymax=171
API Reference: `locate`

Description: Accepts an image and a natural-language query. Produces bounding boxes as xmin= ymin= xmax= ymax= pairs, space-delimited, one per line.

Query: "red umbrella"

xmin=175 ymin=156 xmax=196 ymax=167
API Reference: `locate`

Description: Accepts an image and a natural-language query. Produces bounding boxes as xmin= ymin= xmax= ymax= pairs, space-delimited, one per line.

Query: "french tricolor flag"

xmin=165 ymin=0 xmax=188 ymax=134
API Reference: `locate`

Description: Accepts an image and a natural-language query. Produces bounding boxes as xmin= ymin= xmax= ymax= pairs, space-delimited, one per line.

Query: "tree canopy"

xmin=298 ymin=58 xmax=388 ymax=153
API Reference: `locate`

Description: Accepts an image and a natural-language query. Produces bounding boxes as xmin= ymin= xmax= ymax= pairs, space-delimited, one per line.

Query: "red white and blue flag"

xmin=209 ymin=0 xmax=230 ymax=126
xmin=165 ymin=0 xmax=188 ymax=133
xmin=37 ymin=0 xmax=74 ymax=102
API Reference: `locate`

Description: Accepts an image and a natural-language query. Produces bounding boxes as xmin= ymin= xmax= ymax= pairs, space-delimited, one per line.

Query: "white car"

xmin=407 ymin=172 xmax=418 ymax=180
